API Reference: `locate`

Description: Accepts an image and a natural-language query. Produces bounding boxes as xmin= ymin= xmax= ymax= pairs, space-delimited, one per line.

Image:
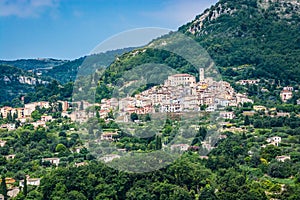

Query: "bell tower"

xmin=199 ymin=68 xmax=204 ymax=82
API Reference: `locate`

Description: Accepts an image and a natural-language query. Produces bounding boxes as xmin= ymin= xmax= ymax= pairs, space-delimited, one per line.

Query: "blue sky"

xmin=0 ymin=0 xmax=217 ymax=60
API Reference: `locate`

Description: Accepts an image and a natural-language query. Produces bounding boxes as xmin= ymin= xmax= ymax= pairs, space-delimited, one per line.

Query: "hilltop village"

xmin=0 ymin=70 xmax=299 ymax=199
xmin=73 ymin=69 xmax=253 ymax=122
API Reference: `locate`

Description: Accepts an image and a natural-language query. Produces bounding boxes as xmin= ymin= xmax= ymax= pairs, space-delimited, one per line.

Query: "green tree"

xmin=80 ymin=101 xmax=84 ymax=110
xmin=96 ymin=110 xmax=100 ymax=118
xmin=55 ymin=144 xmax=67 ymax=152
xmin=155 ymin=135 xmax=162 ymax=150
xmin=199 ymin=184 xmax=218 ymax=200
xmin=268 ymin=162 xmax=291 ymax=178
xmin=197 ymin=126 xmax=207 ymax=140
xmin=67 ymin=191 xmax=87 ymax=200
xmin=244 ymin=115 xmax=250 ymax=126
xmin=6 ymin=112 xmax=12 ymax=122
xmin=145 ymin=113 xmax=151 ymax=121
xmin=23 ymin=175 xmax=28 ymax=197
xmin=0 ymin=175 xmax=8 ymax=200
xmin=261 ymin=145 xmax=281 ymax=161
xmin=31 ymin=110 xmax=42 ymax=121
xmin=13 ymin=112 xmax=18 ymax=121
xmin=107 ymin=110 xmax=114 ymax=119
xmin=130 ymin=113 xmax=138 ymax=122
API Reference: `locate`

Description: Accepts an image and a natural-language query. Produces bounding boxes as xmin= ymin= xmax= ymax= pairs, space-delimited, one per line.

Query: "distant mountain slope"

xmin=0 ymin=65 xmax=50 ymax=103
xmin=0 ymin=48 xmax=135 ymax=104
xmin=44 ymin=47 xmax=136 ymax=83
xmin=0 ymin=58 xmax=67 ymax=71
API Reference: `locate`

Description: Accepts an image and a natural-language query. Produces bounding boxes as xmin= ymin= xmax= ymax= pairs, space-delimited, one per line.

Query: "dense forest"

xmin=0 ymin=107 xmax=300 ymax=199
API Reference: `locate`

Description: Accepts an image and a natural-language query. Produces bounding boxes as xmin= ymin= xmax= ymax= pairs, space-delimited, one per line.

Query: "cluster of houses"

xmin=0 ymin=100 xmax=70 ymax=130
xmin=263 ymin=136 xmax=291 ymax=162
xmin=79 ymin=69 xmax=253 ymax=122
xmin=236 ymin=81 xmax=297 ymax=103
xmin=0 ymin=140 xmax=87 ymax=198
xmin=0 ymin=176 xmax=41 ymax=199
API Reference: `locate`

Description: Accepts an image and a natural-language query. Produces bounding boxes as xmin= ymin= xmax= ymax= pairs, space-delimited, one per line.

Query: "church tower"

xmin=199 ymin=68 xmax=205 ymax=82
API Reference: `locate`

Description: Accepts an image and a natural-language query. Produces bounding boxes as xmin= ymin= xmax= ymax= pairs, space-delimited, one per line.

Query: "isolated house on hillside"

xmin=100 ymin=132 xmax=118 ymax=141
xmin=19 ymin=178 xmax=41 ymax=187
xmin=100 ymin=154 xmax=121 ymax=163
xmin=276 ymin=155 xmax=291 ymax=162
xmin=266 ymin=136 xmax=282 ymax=146
xmin=280 ymin=90 xmax=293 ymax=102
xmin=42 ymin=157 xmax=60 ymax=166
xmin=170 ymin=144 xmax=190 ymax=152
xmin=0 ymin=140 xmax=6 ymax=147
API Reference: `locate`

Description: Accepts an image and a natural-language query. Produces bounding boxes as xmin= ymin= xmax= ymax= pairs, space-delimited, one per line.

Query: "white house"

xmin=19 ymin=178 xmax=41 ymax=187
xmin=253 ymin=105 xmax=267 ymax=111
xmin=280 ymin=90 xmax=293 ymax=102
xmin=8 ymin=187 xmax=20 ymax=198
xmin=283 ymin=86 xmax=294 ymax=91
xmin=0 ymin=140 xmax=6 ymax=147
xmin=205 ymin=105 xmax=216 ymax=112
xmin=73 ymin=146 xmax=84 ymax=154
xmin=100 ymin=154 xmax=121 ymax=163
xmin=276 ymin=155 xmax=291 ymax=162
xmin=101 ymin=132 xmax=118 ymax=141
xmin=75 ymin=162 xmax=87 ymax=167
xmin=170 ymin=144 xmax=189 ymax=152
xmin=236 ymin=79 xmax=260 ymax=85
xmin=5 ymin=154 xmax=15 ymax=160
xmin=220 ymin=111 xmax=235 ymax=119
xmin=42 ymin=157 xmax=60 ymax=166
xmin=41 ymin=115 xmax=53 ymax=122
xmin=266 ymin=136 xmax=282 ymax=146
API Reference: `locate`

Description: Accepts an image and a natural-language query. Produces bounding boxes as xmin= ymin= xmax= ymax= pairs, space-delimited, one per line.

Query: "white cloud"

xmin=141 ymin=0 xmax=217 ymax=27
xmin=0 ymin=0 xmax=59 ymax=17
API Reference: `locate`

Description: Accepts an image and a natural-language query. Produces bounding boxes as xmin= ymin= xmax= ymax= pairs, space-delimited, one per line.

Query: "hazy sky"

xmin=0 ymin=0 xmax=217 ymax=60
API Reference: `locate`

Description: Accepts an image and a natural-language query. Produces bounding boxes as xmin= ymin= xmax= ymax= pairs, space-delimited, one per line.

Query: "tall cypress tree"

xmin=23 ymin=175 xmax=28 ymax=197
xmin=0 ymin=175 xmax=8 ymax=200
xmin=13 ymin=112 xmax=18 ymax=121
xmin=244 ymin=115 xmax=250 ymax=126
xmin=7 ymin=112 xmax=12 ymax=122
xmin=155 ymin=135 xmax=162 ymax=150
xmin=197 ymin=127 xmax=207 ymax=141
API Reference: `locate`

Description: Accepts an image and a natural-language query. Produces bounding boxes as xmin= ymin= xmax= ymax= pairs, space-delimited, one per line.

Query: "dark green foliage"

xmin=23 ymin=175 xmax=28 ymax=197
xmin=244 ymin=115 xmax=250 ymax=126
xmin=0 ymin=175 xmax=7 ymax=200
xmin=268 ymin=161 xmax=291 ymax=178
xmin=0 ymin=58 xmax=66 ymax=71
xmin=130 ymin=113 xmax=139 ymax=122
xmin=0 ymin=65 xmax=35 ymax=103
xmin=181 ymin=0 xmax=300 ymax=82
xmin=23 ymin=80 xmax=73 ymax=104
xmin=155 ymin=135 xmax=162 ymax=150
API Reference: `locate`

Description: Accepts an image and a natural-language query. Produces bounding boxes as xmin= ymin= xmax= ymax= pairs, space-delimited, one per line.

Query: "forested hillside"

xmin=180 ymin=0 xmax=300 ymax=84
xmin=0 ymin=65 xmax=49 ymax=104
xmin=101 ymin=0 xmax=300 ymax=87
xmin=0 ymin=58 xmax=67 ymax=71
